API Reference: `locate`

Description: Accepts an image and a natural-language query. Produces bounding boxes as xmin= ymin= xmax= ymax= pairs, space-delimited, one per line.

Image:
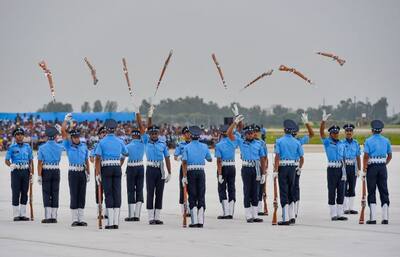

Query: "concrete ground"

xmin=0 ymin=150 xmax=399 ymax=257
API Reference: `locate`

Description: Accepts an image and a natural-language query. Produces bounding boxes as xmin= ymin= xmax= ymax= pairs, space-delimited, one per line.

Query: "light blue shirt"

xmin=255 ymin=138 xmax=268 ymax=156
xmin=174 ymin=140 xmax=190 ymax=157
xmin=364 ymin=134 xmax=392 ymax=158
xmin=215 ymin=137 xmax=237 ymax=161
xmin=275 ymin=134 xmax=304 ymax=160
xmin=38 ymin=140 xmax=64 ymax=164
xmin=127 ymin=134 xmax=149 ymax=162
xmin=236 ymin=137 xmax=266 ymax=161
xmin=297 ymin=135 xmax=310 ymax=145
xmin=342 ymin=138 xmax=361 ymax=160
xmin=182 ymin=140 xmax=211 ymax=165
xmin=6 ymin=143 xmax=33 ymax=164
xmin=95 ymin=134 xmax=128 ymax=160
xmin=145 ymin=138 xmax=169 ymax=161
xmin=322 ymin=137 xmax=344 ymax=162
xmin=63 ymin=140 xmax=88 ymax=166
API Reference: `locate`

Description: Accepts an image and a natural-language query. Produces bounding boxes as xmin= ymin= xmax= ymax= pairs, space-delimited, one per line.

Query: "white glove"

xmin=64 ymin=113 xmax=73 ymax=122
xmin=218 ymin=175 xmax=224 ymax=184
xmin=96 ymin=175 xmax=102 ymax=184
xmin=86 ymin=172 xmax=90 ymax=183
xmin=231 ymin=103 xmax=239 ymax=117
xmin=55 ymin=124 xmax=62 ymax=134
xmin=37 ymin=176 xmax=42 ymax=185
xmin=9 ymin=163 xmax=17 ymax=171
xmin=29 ymin=174 xmax=34 ymax=185
xmin=181 ymin=176 xmax=188 ymax=186
xmin=356 ymin=169 xmax=360 ymax=178
xmin=301 ymin=113 xmax=309 ymax=124
xmin=296 ymin=167 xmax=302 ymax=176
xmin=273 ymin=171 xmax=278 ymax=179
xmin=165 ymin=173 xmax=171 ymax=183
xmin=148 ymin=105 xmax=155 ymax=118
xmin=261 ymin=174 xmax=266 ymax=184
xmin=234 ymin=114 xmax=244 ymax=125
xmin=322 ymin=110 xmax=331 ymax=122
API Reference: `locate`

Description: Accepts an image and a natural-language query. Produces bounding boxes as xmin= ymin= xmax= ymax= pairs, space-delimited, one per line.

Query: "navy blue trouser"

xmin=278 ymin=166 xmax=296 ymax=207
xmin=188 ymin=169 xmax=206 ymax=209
xmin=42 ymin=169 xmax=60 ymax=208
xmin=327 ymin=167 xmax=345 ymax=205
xmin=218 ymin=166 xmax=236 ymax=203
xmin=367 ymin=164 xmax=390 ymax=206
xmin=101 ymin=166 xmax=122 ymax=208
xmin=241 ymin=167 xmax=259 ymax=208
xmin=68 ymin=170 xmax=87 ymax=209
xmin=146 ymin=166 xmax=165 ymax=209
xmin=345 ymin=165 xmax=357 ymax=197
xmin=126 ymin=166 xmax=144 ymax=204
xmin=258 ymin=181 xmax=265 ymax=202
xmin=11 ymin=169 xmax=29 ymax=206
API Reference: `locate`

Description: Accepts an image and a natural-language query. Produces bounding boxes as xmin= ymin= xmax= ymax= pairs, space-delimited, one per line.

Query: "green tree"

xmin=93 ymin=100 xmax=103 ymax=112
xmin=104 ymin=100 xmax=118 ymax=112
xmin=81 ymin=101 xmax=91 ymax=112
xmin=371 ymin=97 xmax=388 ymax=121
xmin=37 ymin=101 xmax=73 ymax=112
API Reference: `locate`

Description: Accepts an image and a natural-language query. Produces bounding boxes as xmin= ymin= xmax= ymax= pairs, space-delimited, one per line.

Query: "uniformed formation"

xmin=5 ymin=106 xmax=393 ymax=228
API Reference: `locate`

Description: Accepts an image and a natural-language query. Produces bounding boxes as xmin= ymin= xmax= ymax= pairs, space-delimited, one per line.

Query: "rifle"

xmin=263 ymin=180 xmax=268 ymax=215
xmin=211 ymin=53 xmax=227 ymax=89
xmin=154 ymin=50 xmax=173 ymax=97
xmin=38 ymin=60 xmax=56 ymax=102
xmin=29 ymin=174 xmax=34 ymax=221
xmin=359 ymin=177 xmax=366 ymax=224
xmin=122 ymin=58 xmax=133 ymax=97
xmin=84 ymin=57 xmax=99 ymax=85
xmin=97 ymin=182 xmax=103 ymax=229
xmin=272 ymin=176 xmax=278 ymax=225
xmin=241 ymin=70 xmax=273 ymax=91
xmin=183 ymin=185 xmax=188 ymax=227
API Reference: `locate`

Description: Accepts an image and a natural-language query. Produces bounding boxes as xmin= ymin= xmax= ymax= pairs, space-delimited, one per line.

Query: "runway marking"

xmin=0 ymin=236 xmax=155 ymax=257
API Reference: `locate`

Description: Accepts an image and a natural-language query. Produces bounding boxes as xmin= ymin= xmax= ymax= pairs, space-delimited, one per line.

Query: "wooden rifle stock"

xmin=263 ymin=180 xmax=268 ymax=215
xmin=29 ymin=176 xmax=34 ymax=221
xmin=97 ymin=182 xmax=103 ymax=229
xmin=359 ymin=177 xmax=366 ymax=224
xmin=183 ymin=185 xmax=188 ymax=227
xmin=272 ymin=176 xmax=278 ymax=225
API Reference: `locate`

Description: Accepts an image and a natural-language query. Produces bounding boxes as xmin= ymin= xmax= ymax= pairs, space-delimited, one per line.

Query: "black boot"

xmin=366 ymin=220 xmax=377 ymax=224
xmin=278 ymin=221 xmax=290 ymax=225
xmin=71 ymin=221 xmax=80 ymax=227
xmin=381 ymin=220 xmax=389 ymax=225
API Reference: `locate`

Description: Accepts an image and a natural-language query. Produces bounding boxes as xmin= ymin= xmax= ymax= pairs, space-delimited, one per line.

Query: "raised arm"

xmin=320 ymin=110 xmax=331 ymax=139
xmin=147 ymin=105 xmax=154 ymax=129
xmin=227 ymin=115 xmax=244 ymax=141
xmin=136 ymin=113 xmax=145 ymax=135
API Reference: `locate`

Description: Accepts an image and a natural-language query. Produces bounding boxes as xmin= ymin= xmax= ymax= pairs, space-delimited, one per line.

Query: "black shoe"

xmin=331 ymin=216 xmax=339 ymax=221
xmin=344 ymin=210 xmax=351 ymax=215
xmin=105 ymin=225 xmax=114 ymax=229
xmin=41 ymin=218 xmax=51 ymax=223
xmin=113 ymin=225 xmax=119 ymax=229
xmin=278 ymin=221 xmax=290 ymax=225
xmin=337 ymin=216 xmax=348 ymax=221
xmin=253 ymin=218 xmax=263 ymax=223
xmin=149 ymin=220 xmax=156 ymax=225
xmin=246 ymin=218 xmax=254 ymax=223
xmin=71 ymin=221 xmax=80 ymax=227
xmin=258 ymin=212 xmax=266 ymax=216
xmin=104 ymin=215 xmax=108 ymax=219
xmin=349 ymin=210 xmax=358 ymax=215
xmin=79 ymin=221 xmax=88 ymax=226
xmin=19 ymin=216 xmax=30 ymax=221
xmin=186 ymin=213 xmax=191 ymax=217
xmin=189 ymin=223 xmax=198 ymax=228
xmin=225 ymin=215 xmax=233 ymax=220
xmin=366 ymin=220 xmax=377 ymax=224
xmin=133 ymin=217 xmax=140 ymax=221
xmin=197 ymin=224 xmax=204 ymax=228
xmin=13 ymin=217 xmax=21 ymax=221
xmin=125 ymin=217 xmax=134 ymax=222
xmin=49 ymin=218 xmax=57 ymax=223
xmin=154 ymin=220 xmax=163 ymax=225
xmin=289 ymin=218 xmax=296 ymax=224
xmin=382 ymin=220 xmax=389 ymax=225
xmin=217 ymin=215 xmax=228 ymax=219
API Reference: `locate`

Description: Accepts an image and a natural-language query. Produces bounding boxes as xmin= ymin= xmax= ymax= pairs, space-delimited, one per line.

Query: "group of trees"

xmin=36 ymin=96 xmax=395 ymax=126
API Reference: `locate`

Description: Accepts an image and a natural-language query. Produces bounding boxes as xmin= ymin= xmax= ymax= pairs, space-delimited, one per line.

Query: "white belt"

xmin=222 ymin=161 xmax=235 ymax=167
xmin=327 ymin=161 xmax=342 ymax=168
xmin=101 ymin=160 xmax=120 ymax=167
xmin=147 ymin=161 xmax=162 ymax=168
xmin=345 ymin=159 xmax=356 ymax=165
xmin=187 ymin=165 xmax=205 ymax=171
xmin=69 ymin=165 xmax=85 ymax=171
xmin=42 ymin=164 xmax=59 ymax=170
xmin=368 ymin=157 xmax=386 ymax=165
xmin=242 ymin=161 xmax=256 ymax=167
xmin=14 ymin=164 xmax=29 ymax=170
xmin=127 ymin=161 xmax=144 ymax=167
xmin=279 ymin=160 xmax=297 ymax=166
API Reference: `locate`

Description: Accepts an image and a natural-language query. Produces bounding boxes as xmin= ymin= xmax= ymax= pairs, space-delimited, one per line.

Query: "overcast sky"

xmin=1 ymin=0 xmax=399 ymax=114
